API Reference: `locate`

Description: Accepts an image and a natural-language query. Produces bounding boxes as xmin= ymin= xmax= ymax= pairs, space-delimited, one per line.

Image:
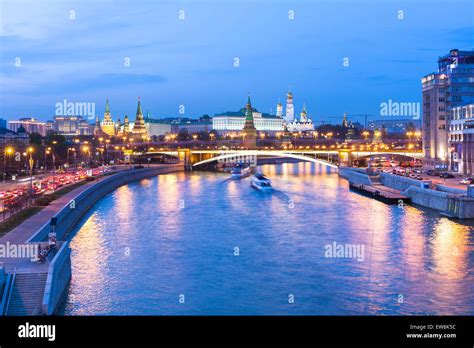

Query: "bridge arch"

xmin=191 ymin=150 xmax=338 ymax=169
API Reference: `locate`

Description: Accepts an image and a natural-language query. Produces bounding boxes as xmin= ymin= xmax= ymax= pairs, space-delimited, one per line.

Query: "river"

xmin=62 ymin=162 xmax=474 ymax=315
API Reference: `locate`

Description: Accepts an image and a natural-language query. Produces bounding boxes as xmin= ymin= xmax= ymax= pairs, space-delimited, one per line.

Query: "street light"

xmin=3 ymin=146 xmax=14 ymax=183
xmin=44 ymin=147 xmax=51 ymax=173
xmin=27 ymin=147 xmax=34 ymax=200
xmin=67 ymin=148 xmax=76 ymax=168
xmin=82 ymin=145 xmax=90 ymax=167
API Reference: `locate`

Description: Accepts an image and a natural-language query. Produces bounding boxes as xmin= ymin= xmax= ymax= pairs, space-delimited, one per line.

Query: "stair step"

xmin=5 ymin=272 xmax=48 ymax=316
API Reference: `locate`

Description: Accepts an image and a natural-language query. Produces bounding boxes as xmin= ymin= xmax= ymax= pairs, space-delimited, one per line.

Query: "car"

xmin=426 ymin=170 xmax=437 ymax=176
xmin=440 ymin=172 xmax=455 ymax=179
xmin=459 ymin=178 xmax=474 ymax=185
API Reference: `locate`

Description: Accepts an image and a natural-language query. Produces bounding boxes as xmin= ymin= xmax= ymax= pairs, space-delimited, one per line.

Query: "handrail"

xmin=31 ymin=304 xmax=42 ymax=316
xmin=2 ymin=268 xmax=16 ymax=315
xmin=0 ymin=273 xmax=12 ymax=315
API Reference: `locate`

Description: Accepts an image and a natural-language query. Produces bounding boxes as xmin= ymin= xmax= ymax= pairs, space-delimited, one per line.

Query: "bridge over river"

xmin=138 ymin=149 xmax=424 ymax=169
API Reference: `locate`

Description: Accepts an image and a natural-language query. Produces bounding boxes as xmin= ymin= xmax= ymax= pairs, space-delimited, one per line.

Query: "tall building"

xmin=242 ymin=96 xmax=257 ymax=149
xmin=284 ymin=89 xmax=295 ymax=123
xmin=422 ymin=73 xmax=449 ymax=168
xmin=450 ymin=101 xmax=474 ymax=174
xmin=145 ymin=119 xmax=173 ymax=137
xmin=0 ymin=118 xmax=7 ymax=129
xmin=422 ymin=49 xmax=474 ymax=170
xmin=101 ymin=98 xmax=115 ymax=136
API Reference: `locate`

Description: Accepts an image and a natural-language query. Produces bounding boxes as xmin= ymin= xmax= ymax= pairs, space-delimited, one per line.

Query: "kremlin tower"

xmin=123 ymin=115 xmax=130 ymax=134
xmin=93 ymin=114 xmax=102 ymax=137
xmin=130 ymin=97 xmax=149 ymax=141
xmin=242 ymin=96 xmax=257 ymax=149
xmin=101 ymin=98 xmax=116 ymax=136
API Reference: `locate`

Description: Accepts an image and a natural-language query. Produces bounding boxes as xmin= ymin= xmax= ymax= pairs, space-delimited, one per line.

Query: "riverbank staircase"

xmin=1 ymin=271 xmax=48 ymax=315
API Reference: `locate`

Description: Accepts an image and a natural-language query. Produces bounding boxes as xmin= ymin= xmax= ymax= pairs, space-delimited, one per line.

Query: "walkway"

xmin=0 ymin=164 xmax=182 ymax=273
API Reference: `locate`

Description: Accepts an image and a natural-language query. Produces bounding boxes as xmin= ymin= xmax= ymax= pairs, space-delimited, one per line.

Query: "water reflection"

xmin=64 ymin=162 xmax=474 ymax=315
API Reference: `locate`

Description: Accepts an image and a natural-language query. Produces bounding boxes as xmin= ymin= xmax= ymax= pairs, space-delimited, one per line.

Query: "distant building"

xmin=0 ymin=118 xmax=7 ymax=129
xmin=173 ymin=116 xmax=213 ymax=134
xmin=285 ymin=103 xmax=314 ymax=133
xmin=144 ymin=118 xmax=173 ymax=137
xmin=53 ymin=115 xmax=92 ymax=136
xmin=0 ymin=126 xmax=29 ymax=145
xmin=143 ymin=115 xmax=212 ymax=137
xmin=8 ymin=118 xmax=47 ymax=136
xmin=45 ymin=121 xmax=54 ymax=135
xmin=368 ymin=119 xmax=420 ymax=134
xmin=213 ymin=108 xmax=283 ymax=135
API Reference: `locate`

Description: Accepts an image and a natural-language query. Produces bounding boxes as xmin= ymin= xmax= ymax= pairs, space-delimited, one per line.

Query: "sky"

xmin=0 ymin=0 xmax=473 ymax=124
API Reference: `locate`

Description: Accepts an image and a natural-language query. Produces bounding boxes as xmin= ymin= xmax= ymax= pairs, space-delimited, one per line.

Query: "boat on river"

xmin=250 ymin=173 xmax=272 ymax=191
xmin=230 ymin=164 xmax=251 ymax=179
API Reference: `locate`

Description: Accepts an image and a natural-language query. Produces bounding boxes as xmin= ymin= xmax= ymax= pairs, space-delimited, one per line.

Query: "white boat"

xmin=250 ymin=173 xmax=272 ymax=191
xmin=230 ymin=165 xmax=251 ymax=179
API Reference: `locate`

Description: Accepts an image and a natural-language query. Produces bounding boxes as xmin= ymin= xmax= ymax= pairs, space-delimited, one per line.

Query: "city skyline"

xmin=1 ymin=0 xmax=473 ymax=122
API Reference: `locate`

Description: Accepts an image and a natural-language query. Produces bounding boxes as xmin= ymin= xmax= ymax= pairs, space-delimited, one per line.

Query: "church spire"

xmin=342 ymin=113 xmax=349 ymax=128
xmin=105 ymin=98 xmax=110 ymax=114
xmin=136 ymin=97 xmax=143 ymax=118
xmin=245 ymin=95 xmax=253 ymax=120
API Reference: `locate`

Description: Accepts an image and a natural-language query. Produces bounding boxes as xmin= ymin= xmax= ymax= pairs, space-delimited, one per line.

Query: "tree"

xmin=178 ymin=128 xmax=190 ymax=141
xmin=198 ymin=131 xmax=210 ymax=141
xmin=29 ymin=132 xmax=43 ymax=146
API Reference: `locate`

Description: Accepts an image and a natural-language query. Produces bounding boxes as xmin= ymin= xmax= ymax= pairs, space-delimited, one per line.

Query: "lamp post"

xmin=82 ymin=145 xmax=90 ymax=168
xmin=105 ymin=139 xmax=110 ymax=165
xmin=27 ymin=147 xmax=34 ymax=202
xmin=44 ymin=147 xmax=51 ymax=174
xmin=3 ymin=146 xmax=14 ymax=183
xmin=362 ymin=131 xmax=370 ymax=142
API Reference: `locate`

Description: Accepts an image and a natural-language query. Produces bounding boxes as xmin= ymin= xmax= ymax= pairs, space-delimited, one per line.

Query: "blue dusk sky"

xmin=0 ymin=0 xmax=473 ymax=124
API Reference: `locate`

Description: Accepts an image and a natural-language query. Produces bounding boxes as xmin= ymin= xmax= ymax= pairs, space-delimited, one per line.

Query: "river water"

xmin=63 ymin=163 xmax=474 ymax=315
